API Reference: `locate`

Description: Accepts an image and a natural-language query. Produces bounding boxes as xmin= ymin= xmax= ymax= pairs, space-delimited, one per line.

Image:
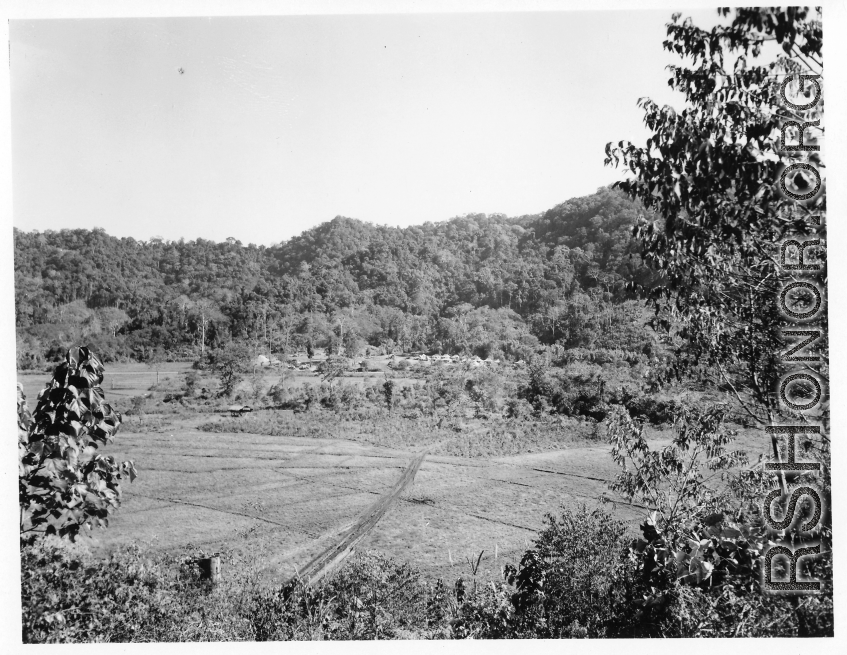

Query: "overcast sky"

xmin=10 ymin=9 xmax=718 ymax=245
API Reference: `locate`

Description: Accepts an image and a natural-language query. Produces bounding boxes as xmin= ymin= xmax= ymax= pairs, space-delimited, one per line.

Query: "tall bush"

xmin=450 ymin=505 xmax=641 ymax=638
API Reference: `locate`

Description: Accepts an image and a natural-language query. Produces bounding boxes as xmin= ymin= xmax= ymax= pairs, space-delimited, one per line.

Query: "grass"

xmin=94 ymin=415 xmax=647 ymax=588
xmin=197 ymin=410 xmax=601 ymax=458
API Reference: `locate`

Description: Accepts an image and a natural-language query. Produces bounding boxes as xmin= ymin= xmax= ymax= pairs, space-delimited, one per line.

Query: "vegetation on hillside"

xmin=14 ymin=187 xmax=658 ymax=368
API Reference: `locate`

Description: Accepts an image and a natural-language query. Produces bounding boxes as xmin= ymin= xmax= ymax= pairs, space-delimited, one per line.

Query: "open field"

xmin=93 ymin=426 xmax=641 ymax=584
xmin=17 ymin=363 xmax=195 ymax=402
xmin=88 ymin=415 xmax=763 ymax=586
xmin=19 ymin=362 xmax=766 ymax=586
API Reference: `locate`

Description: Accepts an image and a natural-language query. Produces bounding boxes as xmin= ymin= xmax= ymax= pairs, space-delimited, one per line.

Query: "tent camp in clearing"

xmin=253 ymin=355 xmax=270 ymax=368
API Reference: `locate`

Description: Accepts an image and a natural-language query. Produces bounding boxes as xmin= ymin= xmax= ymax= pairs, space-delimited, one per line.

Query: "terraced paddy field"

xmin=92 ymin=421 xmax=764 ymax=585
xmin=19 ymin=363 xmax=764 ymax=586
xmin=94 ymin=428 xmax=626 ymax=582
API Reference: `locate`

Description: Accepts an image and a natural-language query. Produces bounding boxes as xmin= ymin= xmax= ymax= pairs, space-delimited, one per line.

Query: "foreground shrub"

xmin=22 ymin=537 xmax=167 ymax=643
xmin=603 ymin=404 xmax=834 ymax=637
xmin=19 ymin=346 xmax=136 ymax=541
xmin=21 ymin=515 xmax=833 ymax=641
xmin=450 ymin=505 xmax=642 ymax=638
xmin=21 ymin=540 xmax=441 ymax=643
xmin=621 ymin=512 xmax=834 ymax=637
xmin=249 ymin=552 xmax=433 ymax=640
xmin=20 ymin=537 xmax=260 ymax=643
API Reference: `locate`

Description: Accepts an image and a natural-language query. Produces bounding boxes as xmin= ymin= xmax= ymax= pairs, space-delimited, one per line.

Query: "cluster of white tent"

xmin=250 ymin=351 xmax=527 ymax=373
xmin=253 ymin=354 xmax=317 ymax=371
xmin=391 ymin=353 xmax=503 ymax=367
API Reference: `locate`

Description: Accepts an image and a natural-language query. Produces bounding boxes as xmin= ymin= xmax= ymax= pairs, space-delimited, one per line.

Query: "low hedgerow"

xmin=197 ymin=410 xmax=597 ymax=458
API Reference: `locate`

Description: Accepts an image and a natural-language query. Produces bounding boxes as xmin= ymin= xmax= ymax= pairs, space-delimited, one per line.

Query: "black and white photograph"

xmin=2 ymin=0 xmax=846 ymax=649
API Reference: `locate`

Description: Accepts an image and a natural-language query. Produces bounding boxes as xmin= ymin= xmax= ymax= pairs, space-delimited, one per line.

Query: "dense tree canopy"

xmin=15 ymin=187 xmax=657 ymax=367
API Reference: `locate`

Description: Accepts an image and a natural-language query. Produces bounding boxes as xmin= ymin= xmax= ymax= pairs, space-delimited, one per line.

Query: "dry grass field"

xmin=94 ymin=425 xmax=642 ymax=584
xmin=19 ymin=362 xmax=766 ymax=586
xmin=17 ymin=362 xmax=194 ymax=403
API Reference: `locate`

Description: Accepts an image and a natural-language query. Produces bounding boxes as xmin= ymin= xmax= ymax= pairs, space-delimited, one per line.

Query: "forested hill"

xmin=14 ymin=186 xmax=656 ymax=366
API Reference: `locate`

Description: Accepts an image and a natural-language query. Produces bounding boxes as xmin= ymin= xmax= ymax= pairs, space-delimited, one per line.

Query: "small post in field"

xmin=198 ymin=553 xmax=222 ymax=583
